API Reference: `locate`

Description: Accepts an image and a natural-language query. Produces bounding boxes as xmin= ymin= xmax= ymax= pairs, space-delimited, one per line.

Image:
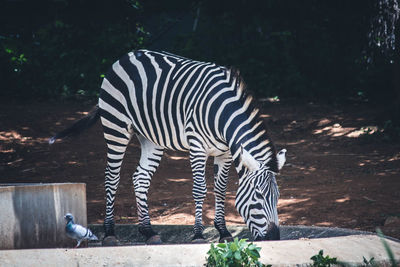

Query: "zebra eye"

xmin=254 ymin=189 xmax=264 ymax=200
xmin=254 ymin=172 xmax=275 ymax=195
xmin=255 ymin=183 xmax=268 ymax=197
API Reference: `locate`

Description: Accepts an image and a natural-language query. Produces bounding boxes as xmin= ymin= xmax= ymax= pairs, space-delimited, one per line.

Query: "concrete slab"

xmin=0 ymin=235 xmax=398 ymax=266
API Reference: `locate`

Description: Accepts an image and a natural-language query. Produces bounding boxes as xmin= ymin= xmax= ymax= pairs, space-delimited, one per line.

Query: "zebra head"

xmin=236 ymin=147 xmax=286 ymax=241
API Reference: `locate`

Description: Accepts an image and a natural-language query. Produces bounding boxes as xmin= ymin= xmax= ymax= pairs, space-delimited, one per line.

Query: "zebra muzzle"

xmin=255 ymin=222 xmax=280 ymax=241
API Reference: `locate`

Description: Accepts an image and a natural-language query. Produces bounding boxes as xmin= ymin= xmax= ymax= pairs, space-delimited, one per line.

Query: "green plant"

xmin=310 ymin=250 xmax=337 ymax=267
xmin=206 ymin=238 xmax=269 ymax=267
xmin=376 ymin=228 xmax=398 ymax=267
xmin=363 ymin=256 xmax=376 ymax=266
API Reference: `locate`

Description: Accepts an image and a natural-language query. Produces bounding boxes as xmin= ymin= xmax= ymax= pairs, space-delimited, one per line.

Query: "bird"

xmin=64 ymin=213 xmax=98 ymax=248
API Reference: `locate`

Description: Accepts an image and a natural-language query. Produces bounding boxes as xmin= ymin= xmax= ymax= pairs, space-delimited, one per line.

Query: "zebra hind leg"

xmin=133 ymin=135 xmax=164 ymax=244
xmin=189 ymin=143 xmax=208 ymax=243
xmin=214 ymin=154 xmax=234 ymax=243
xmin=102 ymin=135 xmax=131 ymax=246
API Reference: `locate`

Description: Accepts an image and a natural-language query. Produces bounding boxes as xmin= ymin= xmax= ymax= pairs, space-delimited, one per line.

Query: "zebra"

xmin=50 ymin=50 xmax=287 ymax=244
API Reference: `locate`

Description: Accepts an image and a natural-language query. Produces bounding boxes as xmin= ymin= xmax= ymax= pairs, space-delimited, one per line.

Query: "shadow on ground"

xmin=1 ymin=100 xmax=399 ymax=239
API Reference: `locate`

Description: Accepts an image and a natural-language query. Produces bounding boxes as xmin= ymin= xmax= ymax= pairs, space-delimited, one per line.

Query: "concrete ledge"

xmin=0 ymin=235 xmax=399 ymax=266
xmin=88 ymin=224 xmax=373 ymax=246
xmin=0 ymin=183 xmax=87 ymax=249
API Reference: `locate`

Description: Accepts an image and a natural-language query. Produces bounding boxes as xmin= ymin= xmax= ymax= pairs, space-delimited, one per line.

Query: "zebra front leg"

xmin=214 ymin=154 xmax=234 ymax=243
xmin=133 ymin=135 xmax=164 ymax=244
xmin=189 ymin=144 xmax=208 ymax=242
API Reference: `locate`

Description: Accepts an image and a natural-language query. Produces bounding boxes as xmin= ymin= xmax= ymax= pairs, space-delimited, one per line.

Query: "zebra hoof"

xmin=219 ymin=236 xmax=234 ymax=243
xmin=146 ymin=235 xmax=162 ymax=245
xmin=191 ymin=238 xmax=207 ymax=244
xmin=102 ymin=235 xmax=119 ymax=246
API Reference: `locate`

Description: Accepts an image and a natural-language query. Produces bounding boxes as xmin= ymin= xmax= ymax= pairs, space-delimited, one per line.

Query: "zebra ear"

xmin=277 ymin=148 xmax=287 ymax=171
xmin=240 ymin=145 xmax=261 ymax=172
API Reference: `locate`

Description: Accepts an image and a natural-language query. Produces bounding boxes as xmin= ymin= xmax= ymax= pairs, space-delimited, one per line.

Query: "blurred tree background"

xmin=1 ymin=0 xmax=399 ymax=131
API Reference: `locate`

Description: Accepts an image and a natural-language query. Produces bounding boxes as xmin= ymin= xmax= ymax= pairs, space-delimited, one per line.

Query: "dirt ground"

xmin=1 ymin=99 xmax=399 ymax=239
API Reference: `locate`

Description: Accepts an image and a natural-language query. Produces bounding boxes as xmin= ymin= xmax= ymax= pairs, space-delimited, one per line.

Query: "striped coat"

xmin=51 ymin=50 xmax=286 ymax=243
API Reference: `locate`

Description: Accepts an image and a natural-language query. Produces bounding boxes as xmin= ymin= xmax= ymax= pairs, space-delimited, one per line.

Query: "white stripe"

xmin=158 ymin=56 xmax=175 ymax=148
xmin=104 ymin=133 xmax=129 ymax=145
xmin=185 ymin=65 xmax=219 ymax=114
xmin=229 ymin=112 xmax=261 ymax=147
xmin=200 ymin=71 xmax=231 ymax=143
xmin=223 ymin=96 xmax=252 ymax=137
xmin=146 ymin=52 xmax=165 ymax=147
xmin=128 ymin=55 xmax=157 ymax=142
xmin=174 ymin=62 xmax=206 ymax=149
xmin=101 ymin=117 xmax=131 ymax=139
xmin=98 ymin=98 xmax=133 ymax=130
xmin=168 ymin=62 xmax=201 ymax=149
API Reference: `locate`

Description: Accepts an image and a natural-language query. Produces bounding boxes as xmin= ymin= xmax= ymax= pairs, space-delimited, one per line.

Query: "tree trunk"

xmin=393 ymin=16 xmax=400 ymax=119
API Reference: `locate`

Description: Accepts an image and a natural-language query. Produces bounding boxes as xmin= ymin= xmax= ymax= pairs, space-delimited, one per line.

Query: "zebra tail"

xmin=49 ymin=105 xmax=100 ymax=144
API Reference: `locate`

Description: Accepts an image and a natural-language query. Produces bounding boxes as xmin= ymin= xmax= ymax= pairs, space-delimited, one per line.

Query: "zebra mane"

xmin=229 ymin=67 xmax=256 ymax=110
xmin=230 ymin=68 xmax=279 ymax=173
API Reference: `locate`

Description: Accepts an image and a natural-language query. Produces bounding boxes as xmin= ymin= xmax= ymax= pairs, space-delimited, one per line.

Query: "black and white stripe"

xmin=51 ymin=49 xmax=286 ymax=242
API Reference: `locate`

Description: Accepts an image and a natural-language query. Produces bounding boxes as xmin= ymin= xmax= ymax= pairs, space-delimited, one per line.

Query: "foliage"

xmin=310 ymin=250 xmax=338 ymax=267
xmin=0 ymin=0 xmax=149 ymax=101
xmin=171 ymin=0 xmax=392 ymax=102
xmin=206 ymin=238 xmax=269 ymax=267
xmin=1 ymin=0 xmax=399 ymax=126
xmin=170 ymin=0 xmax=400 ymax=124
xmin=368 ymin=0 xmax=400 ymax=61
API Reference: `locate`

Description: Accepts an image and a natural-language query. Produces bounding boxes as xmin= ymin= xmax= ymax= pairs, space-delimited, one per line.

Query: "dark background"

xmin=1 ymin=1 xmax=399 ymax=120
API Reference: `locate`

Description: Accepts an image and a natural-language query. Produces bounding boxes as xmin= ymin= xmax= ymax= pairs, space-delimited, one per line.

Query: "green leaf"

xmin=217 ymin=243 xmax=227 ymax=248
xmin=234 ymin=251 xmax=241 ymax=260
xmin=222 ymin=251 xmax=229 ymax=258
xmin=247 ymin=248 xmax=260 ymax=259
xmin=248 ymin=244 xmax=256 ymax=250
xmin=230 ymin=242 xmax=238 ymax=252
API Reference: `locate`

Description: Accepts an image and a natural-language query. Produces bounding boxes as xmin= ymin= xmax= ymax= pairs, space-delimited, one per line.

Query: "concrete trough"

xmin=0 ymin=183 xmax=87 ymax=249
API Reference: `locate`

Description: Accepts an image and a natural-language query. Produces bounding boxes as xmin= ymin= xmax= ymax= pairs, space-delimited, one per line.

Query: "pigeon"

xmin=64 ymin=213 xmax=98 ymax=248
